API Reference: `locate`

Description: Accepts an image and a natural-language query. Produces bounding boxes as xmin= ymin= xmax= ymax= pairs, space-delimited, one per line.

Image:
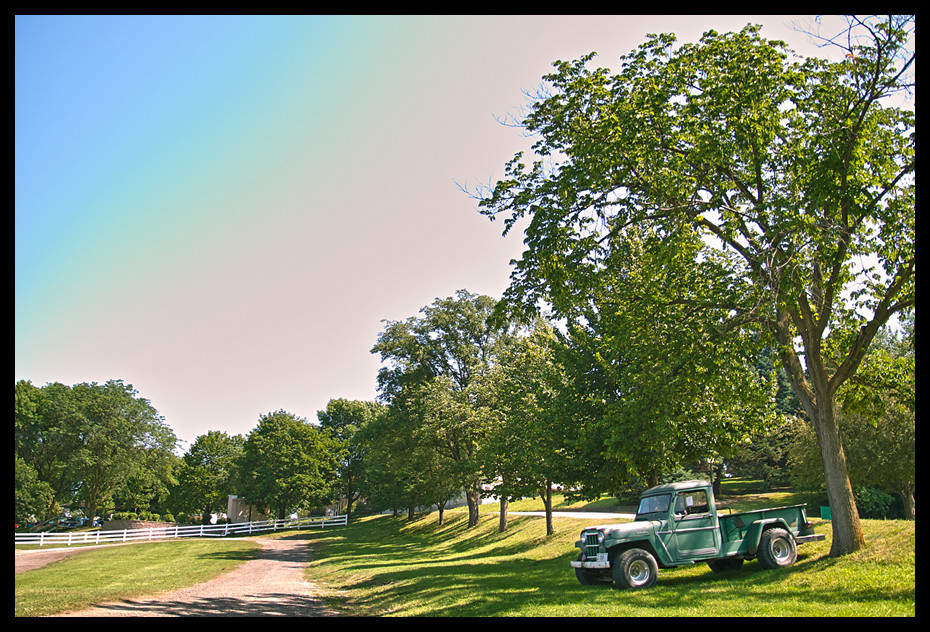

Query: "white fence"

xmin=14 ymin=514 xmax=348 ymax=547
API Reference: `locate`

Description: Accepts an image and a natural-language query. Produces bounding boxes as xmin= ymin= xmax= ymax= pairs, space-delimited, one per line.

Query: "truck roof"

xmin=641 ymin=480 xmax=711 ymax=496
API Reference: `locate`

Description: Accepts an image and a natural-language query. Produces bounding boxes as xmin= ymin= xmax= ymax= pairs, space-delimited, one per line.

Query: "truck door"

xmin=669 ymin=488 xmax=720 ymax=559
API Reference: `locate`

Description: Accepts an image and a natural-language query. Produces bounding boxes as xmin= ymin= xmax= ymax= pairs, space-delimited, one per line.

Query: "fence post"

xmin=96 ymin=531 xmax=100 ymax=544
xmin=123 ymin=529 xmax=128 ymax=542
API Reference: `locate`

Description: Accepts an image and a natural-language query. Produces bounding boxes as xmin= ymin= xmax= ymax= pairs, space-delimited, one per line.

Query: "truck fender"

xmin=745 ymin=519 xmax=791 ymax=556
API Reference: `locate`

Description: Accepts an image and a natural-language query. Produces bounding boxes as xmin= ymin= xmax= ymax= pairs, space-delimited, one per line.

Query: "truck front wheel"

xmin=757 ymin=528 xmax=797 ymax=569
xmin=612 ymin=548 xmax=658 ymax=589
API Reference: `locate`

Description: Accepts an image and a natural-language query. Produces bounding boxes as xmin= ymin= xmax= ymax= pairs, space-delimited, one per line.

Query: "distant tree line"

xmin=14 ymin=381 xmax=344 ymax=526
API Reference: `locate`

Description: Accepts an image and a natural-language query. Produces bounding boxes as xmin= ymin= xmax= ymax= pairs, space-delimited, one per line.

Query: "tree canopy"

xmin=477 ymin=17 xmax=914 ymax=556
xmin=371 ymin=290 xmax=517 ymax=527
xmin=236 ymin=410 xmax=345 ymax=519
xmin=15 ymin=379 xmax=178 ymax=523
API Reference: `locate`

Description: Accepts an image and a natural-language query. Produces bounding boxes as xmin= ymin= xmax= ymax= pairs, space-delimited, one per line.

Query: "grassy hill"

xmin=15 ymin=479 xmax=914 ymax=617
xmin=303 ymin=481 xmax=914 ymax=616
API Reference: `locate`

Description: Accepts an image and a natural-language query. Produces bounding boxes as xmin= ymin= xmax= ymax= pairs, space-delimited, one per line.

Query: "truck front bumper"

xmin=571 ymin=554 xmax=611 ymax=569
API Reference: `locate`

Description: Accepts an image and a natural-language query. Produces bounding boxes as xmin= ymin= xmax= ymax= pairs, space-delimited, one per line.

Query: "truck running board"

xmin=794 ymin=534 xmax=826 ymax=544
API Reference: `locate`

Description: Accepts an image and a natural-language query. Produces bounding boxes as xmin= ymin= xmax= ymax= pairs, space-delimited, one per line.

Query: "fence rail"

xmin=14 ymin=514 xmax=348 ymax=547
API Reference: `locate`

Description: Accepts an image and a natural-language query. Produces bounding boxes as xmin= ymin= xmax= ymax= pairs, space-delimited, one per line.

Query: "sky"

xmin=15 ymin=15 xmax=850 ymax=451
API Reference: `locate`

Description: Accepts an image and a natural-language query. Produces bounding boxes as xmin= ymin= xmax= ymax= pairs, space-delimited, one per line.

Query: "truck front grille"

xmin=583 ymin=530 xmax=603 ymax=559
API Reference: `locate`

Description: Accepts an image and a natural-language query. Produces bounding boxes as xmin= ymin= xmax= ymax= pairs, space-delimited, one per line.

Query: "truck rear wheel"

xmin=612 ymin=548 xmax=658 ymax=589
xmin=757 ymin=528 xmax=797 ymax=569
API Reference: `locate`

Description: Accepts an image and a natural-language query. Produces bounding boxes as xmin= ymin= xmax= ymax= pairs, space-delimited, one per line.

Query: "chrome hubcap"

xmin=771 ymin=538 xmax=790 ymax=560
xmin=628 ymin=560 xmax=651 ymax=585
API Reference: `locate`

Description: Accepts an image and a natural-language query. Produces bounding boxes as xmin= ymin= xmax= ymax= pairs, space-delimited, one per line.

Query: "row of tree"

xmin=15 ymin=381 xmax=345 ymax=525
xmin=324 ymin=290 xmax=913 ymax=535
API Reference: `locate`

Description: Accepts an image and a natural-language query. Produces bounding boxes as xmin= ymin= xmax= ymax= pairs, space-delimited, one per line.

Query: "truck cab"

xmin=572 ymin=480 xmax=824 ymax=589
xmin=639 ymin=480 xmax=721 ymax=560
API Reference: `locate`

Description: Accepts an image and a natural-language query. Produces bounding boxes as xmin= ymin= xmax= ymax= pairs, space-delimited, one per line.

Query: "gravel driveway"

xmin=20 ymin=535 xmax=338 ymax=617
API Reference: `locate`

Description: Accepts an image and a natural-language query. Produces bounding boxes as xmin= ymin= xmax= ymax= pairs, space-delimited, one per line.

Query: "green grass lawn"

xmin=302 ymin=481 xmax=914 ymax=617
xmin=15 ymin=539 xmax=261 ymax=617
xmin=302 ymin=510 xmax=913 ymax=617
xmin=15 ymin=481 xmax=915 ymax=617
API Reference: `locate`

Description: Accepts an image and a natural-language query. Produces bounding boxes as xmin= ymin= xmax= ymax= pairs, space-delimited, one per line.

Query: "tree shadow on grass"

xmin=87 ymin=593 xmax=337 ymax=617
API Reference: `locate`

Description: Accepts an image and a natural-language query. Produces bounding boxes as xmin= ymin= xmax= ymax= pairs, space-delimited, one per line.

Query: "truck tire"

xmin=574 ymin=555 xmax=611 ymax=585
xmin=575 ymin=567 xmax=605 ymax=585
xmin=612 ymin=548 xmax=658 ymax=589
xmin=757 ymin=528 xmax=797 ymax=569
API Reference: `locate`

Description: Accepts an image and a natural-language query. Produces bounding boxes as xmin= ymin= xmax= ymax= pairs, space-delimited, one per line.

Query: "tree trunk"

xmin=776 ymin=311 xmax=866 ymax=557
xmin=710 ymin=461 xmax=723 ymax=497
xmin=499 ymin=496 xmax=509 ymax=532
xmin=466 ymin=487 xmax=481 ymax=527
xmin=437 ymin=502 xmax=445 ymax=526
xmin=898 ymin=486 xmax=915 ymax=520
xmin=810 ymin=400 xmax=865 ymax=556
xmin=407 ymin=504 xmax=415 ymax=521
xmin=543 ymin=481 xmax=554 ymax=537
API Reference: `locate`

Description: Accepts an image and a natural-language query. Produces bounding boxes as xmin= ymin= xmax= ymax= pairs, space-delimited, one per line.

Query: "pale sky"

xmin=15 ymin=15 xmax=849 ymax=451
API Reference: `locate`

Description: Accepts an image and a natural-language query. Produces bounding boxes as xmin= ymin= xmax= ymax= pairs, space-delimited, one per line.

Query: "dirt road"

xmin=18 ymin=535 xmax=338 ymax=617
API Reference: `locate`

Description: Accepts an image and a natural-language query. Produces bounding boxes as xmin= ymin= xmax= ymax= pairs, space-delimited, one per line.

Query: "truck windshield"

xmin=637 ymin=494 xmax=671 ymax=518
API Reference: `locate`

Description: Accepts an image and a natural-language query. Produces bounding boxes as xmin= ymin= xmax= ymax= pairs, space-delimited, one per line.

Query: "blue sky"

xmin=15 ymin=15 xmax=845 ymax=450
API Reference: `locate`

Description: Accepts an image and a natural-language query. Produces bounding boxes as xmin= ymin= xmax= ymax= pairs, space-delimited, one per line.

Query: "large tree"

xmin=484 ymin=321 xmax=574 ymax=535
xmin=70 ymin=380 xmax=178 ymax=523
xmin=15 ymin=379 xmax=177 ymax=522
xmin=371 ymin=290 xmax=515 ymax=527
xmin=173 ymin=430 xmax=244 ymax=518
xmin=236 ymin=410 xmax=344 ymax=519
xmin=15 ymin=380 xmax=84 ymax=514
xmin=477 ymin=17 xmax=913 ymax=556
xmin=317 ymin=398 xmax=384 ymax=520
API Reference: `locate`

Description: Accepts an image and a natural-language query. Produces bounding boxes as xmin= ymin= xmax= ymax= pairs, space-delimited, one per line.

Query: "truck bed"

xmin=718 ymin=503 xmax=808 ymax=551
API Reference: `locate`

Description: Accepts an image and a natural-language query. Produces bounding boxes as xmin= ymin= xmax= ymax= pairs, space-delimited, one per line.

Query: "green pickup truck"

xmin=571 ymin=480 xmax=825 ymax=589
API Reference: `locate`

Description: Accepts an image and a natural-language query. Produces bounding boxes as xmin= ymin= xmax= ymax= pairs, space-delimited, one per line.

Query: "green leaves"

xmin=14 ymin=379 xmax=177 ymax=521
xmin=477 ymin=17 xmax=914 ymax=555
xmin=236 ymin=410 xmax=345 ymax=518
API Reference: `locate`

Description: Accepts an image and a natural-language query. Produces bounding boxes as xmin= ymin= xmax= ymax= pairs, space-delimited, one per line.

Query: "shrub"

xmin=854 ymin=486 xmax=898 ymax=519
